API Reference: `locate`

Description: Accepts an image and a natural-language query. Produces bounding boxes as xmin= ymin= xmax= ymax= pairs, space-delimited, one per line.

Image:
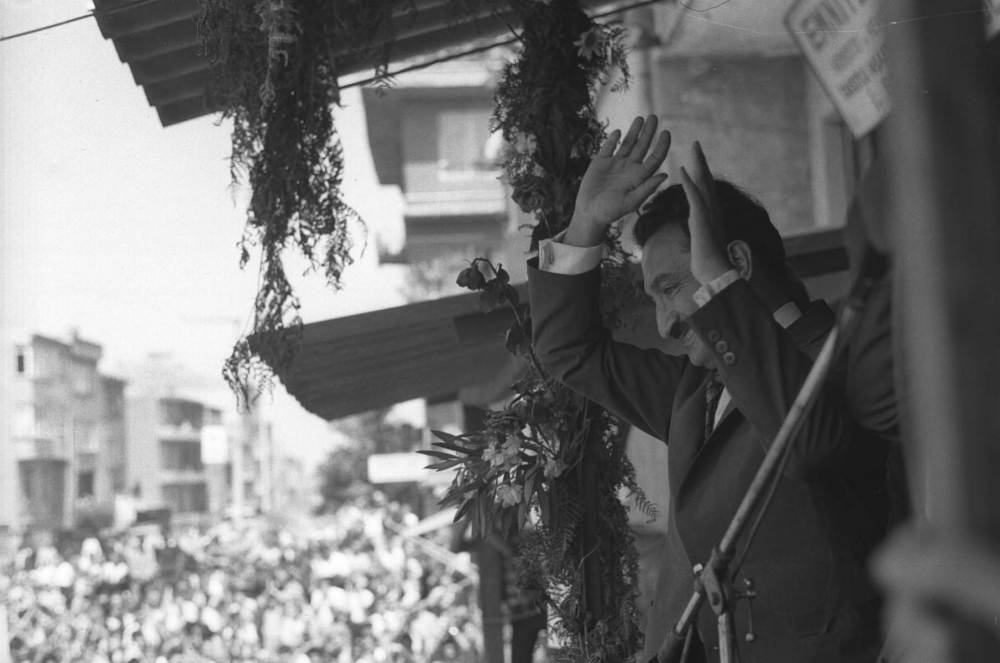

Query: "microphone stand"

xmin=654 ymin=248 xmax=889 ymax=663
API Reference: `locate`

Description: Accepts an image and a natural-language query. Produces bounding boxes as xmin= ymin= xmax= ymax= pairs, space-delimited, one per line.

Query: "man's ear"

xmin=726 ymin=240 xmax=753 ymax=280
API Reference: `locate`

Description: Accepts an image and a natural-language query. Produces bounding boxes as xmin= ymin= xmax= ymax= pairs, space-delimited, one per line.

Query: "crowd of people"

xmin=2 ymin=495 xmax=483 ymax=663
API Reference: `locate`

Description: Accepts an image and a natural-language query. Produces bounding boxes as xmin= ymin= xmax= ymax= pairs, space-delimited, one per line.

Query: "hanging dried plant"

xmin=198 ymin=0 xmax=649 ymax=657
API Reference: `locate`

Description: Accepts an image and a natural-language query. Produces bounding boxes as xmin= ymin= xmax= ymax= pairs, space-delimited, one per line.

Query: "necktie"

xmin=704 ymin=372 xmax=724 ymax=440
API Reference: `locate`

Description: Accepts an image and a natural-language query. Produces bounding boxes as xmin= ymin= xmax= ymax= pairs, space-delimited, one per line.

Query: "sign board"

xmin=788 ymin=0 xmax=1000 ymax=137
xmin=200 ymin=425 xmax=229 ymax=465
xmin=367 ymin=452 xmax=453 ymax=485
xmin=987 ymin=0 xmax=1000 ymax=38
xmin=786 ymin=0 xmax=890 ymax=138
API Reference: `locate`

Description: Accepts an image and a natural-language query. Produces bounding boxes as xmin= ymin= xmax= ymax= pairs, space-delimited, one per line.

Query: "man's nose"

xmin=658 ymin=309 xmax=679 ymax=339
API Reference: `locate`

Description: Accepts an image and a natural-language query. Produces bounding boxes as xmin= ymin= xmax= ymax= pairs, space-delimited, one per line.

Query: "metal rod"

xmin=657 ymin=302 xmax=863 ymax=663
xmin=718 ymin=319 xmax=844 ymax=553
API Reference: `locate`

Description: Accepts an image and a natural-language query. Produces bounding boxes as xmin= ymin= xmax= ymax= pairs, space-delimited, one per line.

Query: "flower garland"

xmin=425 ymin=0 xmax=656 ymax=659
xmin=199 ymin=0 xmax=652 ymax=657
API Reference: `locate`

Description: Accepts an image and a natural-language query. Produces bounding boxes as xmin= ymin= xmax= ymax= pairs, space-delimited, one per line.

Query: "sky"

xmin=0 ymin=0 xmax=413 ymax=464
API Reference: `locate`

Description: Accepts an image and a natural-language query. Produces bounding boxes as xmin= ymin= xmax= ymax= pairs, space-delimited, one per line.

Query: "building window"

xmin=77 ymin=471 xmax=95 ymax=499
xmin=437 ymin=108 xmax=495 ymax=173
xmin=71 ymin=361 xmax=96 ymax=396
xmin=21 ymin=468 xmax=33 ymax=502
xmin=205 ymin=408 xmax=223 ymax=426
xmin=159 ymin=400 xmax=204 ymax=430
xmin=160 ymin=440 xmax=203 ymax=472
xmin=16 ymin=345 xmax=28 ymax=375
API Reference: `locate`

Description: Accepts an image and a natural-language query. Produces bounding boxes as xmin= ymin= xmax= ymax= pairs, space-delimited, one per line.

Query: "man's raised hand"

xmin=679 ymin=141 xmax=732 ymax=286
xmin=565 ymin=115 xmax=671 ymax=247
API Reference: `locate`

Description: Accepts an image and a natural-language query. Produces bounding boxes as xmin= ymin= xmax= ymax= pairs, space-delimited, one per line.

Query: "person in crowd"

xmin=528 ymin=115 xmax=893 ymax=662
xmin=1 ymin=493 xmax=481 ymax=663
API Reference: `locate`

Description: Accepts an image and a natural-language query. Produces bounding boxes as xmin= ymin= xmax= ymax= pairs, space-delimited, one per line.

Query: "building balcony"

xmin=157 ymin=425 xmax=201 ymax=441
xmin=13 ymin=437 xmax=67 ymax=461
xmin=158 ymin=468 xmax=207 ymax=483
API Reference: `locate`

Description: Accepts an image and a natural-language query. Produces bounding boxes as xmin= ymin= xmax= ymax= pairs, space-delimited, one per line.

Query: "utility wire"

xmin=0 ymin=0 xmax=166 ymax=44
xmin=0 ymin=13 xmax=92 ymax=42
xmin=342 ymin=0 xmax=665 ymax=90
xmin=3 ymin=0 xmax=661 ymax=99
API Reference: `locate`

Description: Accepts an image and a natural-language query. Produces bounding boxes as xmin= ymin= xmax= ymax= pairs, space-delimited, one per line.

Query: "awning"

xmin=278 ymin=285 xmax=527 ymax=421
xmin=279 ymin=228 xmax=847 ymax=421
xmin=91 ymin=0 xmax=627 ymax=127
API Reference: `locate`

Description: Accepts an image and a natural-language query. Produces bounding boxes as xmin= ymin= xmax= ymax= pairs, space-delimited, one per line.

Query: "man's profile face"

xmin=641 ymin=223 xmax=716 ymax=369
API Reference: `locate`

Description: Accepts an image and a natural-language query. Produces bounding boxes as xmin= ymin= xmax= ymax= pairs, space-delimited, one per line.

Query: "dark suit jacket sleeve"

xmin=690 ymin=278 xmax=883 ymax=479
xmin=528 ymin=259 xmax=686 ymax=441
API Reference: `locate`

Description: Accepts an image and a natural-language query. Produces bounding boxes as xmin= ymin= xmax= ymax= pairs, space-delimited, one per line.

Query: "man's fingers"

xmin=679 ymin=166 xmax=707 ymax=216
xmin=690 ymin=141 xmax=713 ymax=188
xmin=626 ymin=173 xmax=669 ymax=210
xmin=616 ymin=116 xmax=645 ymax=159
xmin=631 ymin=115 xmax=659 ymax=162
xmin=691 ymin=141 xmax=720 ymax=205
xmin=643 ymin=130 xmax=672 ymax=173
xmin=597 ymin=130 xmax=622 ymax=158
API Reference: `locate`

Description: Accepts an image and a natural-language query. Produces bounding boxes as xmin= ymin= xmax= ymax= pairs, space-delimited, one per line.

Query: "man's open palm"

xmin=575 ymin=115 xmax=672 ymax=230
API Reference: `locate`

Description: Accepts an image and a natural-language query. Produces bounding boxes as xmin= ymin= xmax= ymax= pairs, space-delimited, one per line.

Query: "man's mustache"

xmin=669 ymin=320 xmax=691 ymax=340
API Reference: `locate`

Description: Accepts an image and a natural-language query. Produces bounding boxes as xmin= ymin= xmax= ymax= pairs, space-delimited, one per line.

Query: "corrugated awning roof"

xmin=92 ymin=0 xmax=623 ymax=127
xmin=279 ymin=228 xmax=848 ymax=421
xmin=278 ymin=286 xmax=527 ymax=421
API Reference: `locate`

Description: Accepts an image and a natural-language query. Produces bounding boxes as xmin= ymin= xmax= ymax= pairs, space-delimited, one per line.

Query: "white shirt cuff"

xmin=538 ymin=231 xmax=603 ymax=275
xmin=693 ymin=269 xmax=741 ymax=307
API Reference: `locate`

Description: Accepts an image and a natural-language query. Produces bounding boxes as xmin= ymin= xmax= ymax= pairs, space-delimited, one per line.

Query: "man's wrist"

xmin=693 ymin=269 xmax=741 ymax=307
xmin=563 ymin=215 xmax=607 ymax=248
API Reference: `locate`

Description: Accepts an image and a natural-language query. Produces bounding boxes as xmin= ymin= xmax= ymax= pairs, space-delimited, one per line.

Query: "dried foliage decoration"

xmin=199 ymin=0 xmax=651 ymax=657
xmin=199 ymin=0 xmax=369 ymax=405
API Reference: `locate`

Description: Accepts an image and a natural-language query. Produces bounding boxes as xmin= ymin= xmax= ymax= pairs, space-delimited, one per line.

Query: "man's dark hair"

xmin=633 ymin=179 xmax=809 ymax=306
xmin=633 ymin=180 xmax=787 ymax=277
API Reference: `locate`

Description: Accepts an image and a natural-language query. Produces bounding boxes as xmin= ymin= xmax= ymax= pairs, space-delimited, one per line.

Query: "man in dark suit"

xmin=527 ymin=115 xmax=890 ymax=662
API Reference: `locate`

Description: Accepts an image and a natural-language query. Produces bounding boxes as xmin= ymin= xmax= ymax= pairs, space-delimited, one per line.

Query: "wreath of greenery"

xmin=198 ymin=0 xmax=652 ymax=658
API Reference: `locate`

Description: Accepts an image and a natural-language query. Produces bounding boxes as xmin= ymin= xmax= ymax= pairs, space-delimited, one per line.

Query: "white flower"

xmin=515 ymin=132 xmax=537 ymax=154
xmin=502 ymin=435 xmax=521 ymax=460
xmin=496 ymin=484 xmax=523 ymax=507
xmin=575 ymin=28 xmax=604 ymax=61
xmin=544 ymin=458 xmax=568 ymax=479
xmin=484 ymin=445 xmax=506 ymax=467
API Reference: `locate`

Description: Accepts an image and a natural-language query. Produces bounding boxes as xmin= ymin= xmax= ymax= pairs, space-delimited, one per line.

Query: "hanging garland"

xmin=198 ymin=0 xmax=651 ymax=658
xmin=425 ymin=2 xmax=656 ymax=658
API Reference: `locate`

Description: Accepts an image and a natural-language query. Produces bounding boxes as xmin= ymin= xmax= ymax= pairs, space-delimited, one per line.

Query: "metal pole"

xmin=884 ymin=2 xmax=1000 ymax=661
xmin=885 ymin=0 xmax=1000 ymax=542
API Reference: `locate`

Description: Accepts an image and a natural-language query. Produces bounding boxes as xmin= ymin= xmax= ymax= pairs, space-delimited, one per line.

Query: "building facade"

xmin=362 ymin=55 xmax=513 ymax=268
xmin=123 ymin=354 xmax=272 ymax=525
xmin=127 ymin=394 xmax=222 ymax=523
xmin=7 ymin=333 xmax=123 ymax=533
